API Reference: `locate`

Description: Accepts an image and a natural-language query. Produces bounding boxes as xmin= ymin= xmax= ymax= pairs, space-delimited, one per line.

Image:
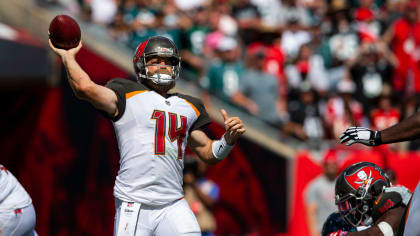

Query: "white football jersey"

xmin=0 ymin=165 xmax=32 ymax=212
xmin=106 ymin=79 xmax=211 ymax=206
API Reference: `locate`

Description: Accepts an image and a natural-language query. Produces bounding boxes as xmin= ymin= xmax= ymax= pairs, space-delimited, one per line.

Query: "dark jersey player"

xmin=322 ymin=162 xmax=412 ymax=236
xmin=340 ymin=112 xmax=420 ymax=235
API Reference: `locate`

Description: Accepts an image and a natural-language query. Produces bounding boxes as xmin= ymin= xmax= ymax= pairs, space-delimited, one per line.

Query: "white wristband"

xmin=377 ymin=221 xmax=393 ymax=236
xmin=212 ymin=135 xmax=234 ymax=160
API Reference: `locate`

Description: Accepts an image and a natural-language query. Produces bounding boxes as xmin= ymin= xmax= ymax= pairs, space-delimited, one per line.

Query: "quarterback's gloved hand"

xmin=339 ymin=127 xmax=382 ymax=146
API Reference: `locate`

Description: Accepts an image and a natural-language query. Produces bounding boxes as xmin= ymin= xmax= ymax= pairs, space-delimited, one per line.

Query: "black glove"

xmin=339 ymin=127 xmax=382 ymax=146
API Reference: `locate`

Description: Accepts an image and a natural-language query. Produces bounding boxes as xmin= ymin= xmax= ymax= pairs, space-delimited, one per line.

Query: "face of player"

xmin=146 ymin=56 xmax=174 ymax=76
xmin=144 ymin=56 xmax=176 ymax=94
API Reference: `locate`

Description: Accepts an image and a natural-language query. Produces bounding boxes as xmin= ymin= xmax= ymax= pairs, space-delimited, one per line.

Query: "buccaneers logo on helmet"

xmin=335 ymin=162 xmax=390 ymax=227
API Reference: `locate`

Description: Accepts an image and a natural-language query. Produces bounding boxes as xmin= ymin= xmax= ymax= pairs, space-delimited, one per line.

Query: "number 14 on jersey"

xmin=151 ymin=110 xmax=187 ymax=159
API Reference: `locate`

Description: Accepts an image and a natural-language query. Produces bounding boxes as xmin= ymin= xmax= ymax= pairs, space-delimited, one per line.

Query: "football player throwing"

xmin=49 ymin=36 xmax=246 ymax=236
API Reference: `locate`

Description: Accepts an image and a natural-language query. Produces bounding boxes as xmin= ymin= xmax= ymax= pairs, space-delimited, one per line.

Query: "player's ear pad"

xmin=372 ymin=191 xmax=402 ymax=222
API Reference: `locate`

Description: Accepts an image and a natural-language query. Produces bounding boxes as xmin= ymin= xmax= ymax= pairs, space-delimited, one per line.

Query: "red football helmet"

xmin=335 ymin=162 xmax=390 ymax=227
xmin=132 ymin=36 xmax=181 ymax=87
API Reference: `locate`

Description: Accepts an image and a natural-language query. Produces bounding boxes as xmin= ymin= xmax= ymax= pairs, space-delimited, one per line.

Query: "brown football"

xmin=49 ymin=15 xmax=81 ymax=50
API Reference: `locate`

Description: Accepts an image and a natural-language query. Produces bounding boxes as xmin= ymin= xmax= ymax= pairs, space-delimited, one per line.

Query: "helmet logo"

xmin=344 ymin=166 xmax=386 ymax=191
xmin=354 ymin=170 xmax=371 ymax=186
xmin=357 ymin=170 xmax=368 ymax=181
xmin=156 ymin=46 xmax=174 ymax=54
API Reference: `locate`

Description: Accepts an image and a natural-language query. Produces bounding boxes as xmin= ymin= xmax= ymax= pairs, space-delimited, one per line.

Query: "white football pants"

xmin=114 ymin=198 xmax=201 ymax=236
xmin=0 ymin=204 xmax=37 ymax=236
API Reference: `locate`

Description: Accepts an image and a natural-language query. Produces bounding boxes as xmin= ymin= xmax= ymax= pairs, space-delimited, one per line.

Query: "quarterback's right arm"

xmin=49 ymin=40 xmax=118 ymax=117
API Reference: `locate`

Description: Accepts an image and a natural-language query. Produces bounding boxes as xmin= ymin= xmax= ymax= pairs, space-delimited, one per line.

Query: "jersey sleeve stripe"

xmin=184 ymin=99 xmax=200 ymax=117
xmin=126 ymin=90 xmax=147 ymax=99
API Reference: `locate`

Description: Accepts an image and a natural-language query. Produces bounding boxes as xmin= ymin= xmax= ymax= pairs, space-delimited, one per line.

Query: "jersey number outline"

xmin=151 ymin=110 xmax=187 ymax=159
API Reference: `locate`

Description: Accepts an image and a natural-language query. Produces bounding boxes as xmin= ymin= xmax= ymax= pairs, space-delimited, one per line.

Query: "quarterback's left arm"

xmin=188 ymin=109 xmax=246 ymax=164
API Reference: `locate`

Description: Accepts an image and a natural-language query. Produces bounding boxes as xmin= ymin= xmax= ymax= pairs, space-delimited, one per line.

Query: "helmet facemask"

xmin=133 ymin=36 xmax=181 ymax=93
xmin=336 ymin=190 xmax=373 ymax=227
xmin=136 ymin=53 xmax=180 ymax=88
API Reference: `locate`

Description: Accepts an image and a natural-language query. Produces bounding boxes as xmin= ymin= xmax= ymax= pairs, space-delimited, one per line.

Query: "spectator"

xmin=348 ymin=41 xmax=397 ymax=111
xmin=382 ymin=0 xmax=420 ymax=96
xmin=180 ymin=6 xmax=211 ymax=82
xmin=370 ymin=88 xmax=400 ymax=132
xmin=328 ymin=12 xmax=359 ymax=63
xmin=278 ymin=0 xmax=311 ymax=27
xmin=259 ymin=31 xmax=285 ymax=82
xmin=128 ymin=9 xmax=182 ymax=50
xmin=90 ymin=0 xmax=117 ymax=24
xmin=109 ymin=11 xmax=130 ymax=43
xmin=285 ymin=82 xmax=324 ymax=140
xmin=381 ymin=0 xmax=406 ymax=29
xmin=281 ymin=14 xmax=312 ymax=59
xmin=324 ymin=79 xmax=364 ymax=139
xmin=250 ymin=0 xmax=283 ymax=29
xmin=300 ymin=0 xmax=328 ymax=26
xmin=174 ymin=0 xmax=207 ymax=11
xmin=202 ymin=37 xmax=244 ymax=102
xmin=307 ymin=23 xmax=333 ymax=69
xmin=285 ymin=44 xmax=329 ymax=95
xmin=130 ymin=0 xmax=157 ymax=29
xmin=213 ymin=0 xmax=238 ymax=37
xmin=119 ymin=0 xmax=140 ymax=26
xmin=232 ymin=0 xmax=262 ymax=45
xmin=231 ymin=44 xmax=284 ymax=128
xmin=184 ymin=157 xmax=220 ymax=236
xmin=305 ymin=149 xmax=339 ymax=236
xmin=353 ymin=2 xmax=381 ymax=43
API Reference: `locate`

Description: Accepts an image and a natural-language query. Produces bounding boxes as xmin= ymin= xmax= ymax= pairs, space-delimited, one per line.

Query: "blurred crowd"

xmin=49 ymin=0 xmax=420 ymax=147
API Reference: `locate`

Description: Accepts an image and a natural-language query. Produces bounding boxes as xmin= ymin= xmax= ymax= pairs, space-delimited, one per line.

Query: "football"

xmin=48 ymin=15 xmax=81 ymax=50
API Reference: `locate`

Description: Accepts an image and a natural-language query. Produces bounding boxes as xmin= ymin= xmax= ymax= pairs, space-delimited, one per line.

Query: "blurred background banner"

xmin=0 ymin=22 xmax=50 ymax=87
